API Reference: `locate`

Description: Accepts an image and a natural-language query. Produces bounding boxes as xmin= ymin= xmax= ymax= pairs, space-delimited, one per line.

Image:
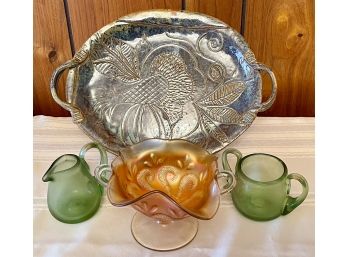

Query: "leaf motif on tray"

xmin=200 ymin=111 xmax=229 ymax=144
xmin=90 ymin=36 xmax=140 ymax=82
xmin=244 ymin=49 xmax=257 ymax=64
xmin=72 ymin=48 xmax=89 ymax=64
xmin=199 ymin=80 xmax=246 ymax=106
xmin=242 ymin=110 xmax=257 ymax=124
xmin=203 ymin=106 xmax=246 ymax=125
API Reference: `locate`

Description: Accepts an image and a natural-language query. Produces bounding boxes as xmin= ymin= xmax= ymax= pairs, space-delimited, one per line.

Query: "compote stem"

xmin=131 ymin=212 xmax=199 ymax=251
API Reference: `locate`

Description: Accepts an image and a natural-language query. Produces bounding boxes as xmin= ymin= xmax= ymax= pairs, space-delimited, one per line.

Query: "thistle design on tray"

xmin=88 ymin=32 xmax=256 ymax=148
xmin=50 ymin=10 xmax=277 ymax=154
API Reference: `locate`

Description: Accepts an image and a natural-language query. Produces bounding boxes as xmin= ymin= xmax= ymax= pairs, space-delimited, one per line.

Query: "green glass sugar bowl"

xmin=222 ymin=148 xmax=309 ymax=221
xmin=42 ymin=142 xmax=110 ymax=223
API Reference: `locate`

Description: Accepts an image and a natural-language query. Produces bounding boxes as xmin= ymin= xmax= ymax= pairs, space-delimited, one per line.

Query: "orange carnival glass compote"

xmin=105 ymin=139 xmax=234 ymax=251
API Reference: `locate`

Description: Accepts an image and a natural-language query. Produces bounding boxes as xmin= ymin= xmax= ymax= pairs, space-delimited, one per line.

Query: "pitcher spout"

xmin=42 ymin=154 xmax=80 ymax=182
xmin=42 ymin=171 xmax=53 ymax=182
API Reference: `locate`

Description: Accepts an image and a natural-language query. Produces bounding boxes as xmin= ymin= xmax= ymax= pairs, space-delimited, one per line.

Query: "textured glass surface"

xmin=42 ymin=143 xmax=108 ymax=223
xmin=105 ymin=139 xmax=235 ymax=251
xmin=222 ymin=149 xmax=309 ymax=221
xmin=241 ymin=155 xmax=284 ymax=182
xmin=107 ymin=139 xmax=223 ymax=220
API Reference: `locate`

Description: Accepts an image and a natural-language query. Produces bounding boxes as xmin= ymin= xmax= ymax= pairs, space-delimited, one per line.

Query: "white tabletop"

xmin=33 ymin=116 xmax=315 ymax=257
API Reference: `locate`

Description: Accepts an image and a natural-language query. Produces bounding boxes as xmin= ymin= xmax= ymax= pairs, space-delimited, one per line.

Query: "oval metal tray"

xmin=50 ymin=10 xmax=277 ymax=154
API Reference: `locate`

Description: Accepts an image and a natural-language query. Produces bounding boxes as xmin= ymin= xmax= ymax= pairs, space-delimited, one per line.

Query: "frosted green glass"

xmin=222 ymin=148 xmax=309 ymax=221
xmin=42 ymin=142 xmax=110 ymax=223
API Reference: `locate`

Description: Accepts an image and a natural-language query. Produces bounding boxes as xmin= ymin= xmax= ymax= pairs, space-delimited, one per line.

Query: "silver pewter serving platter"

xmin=51 ymin=10 xmax=277 ymax=154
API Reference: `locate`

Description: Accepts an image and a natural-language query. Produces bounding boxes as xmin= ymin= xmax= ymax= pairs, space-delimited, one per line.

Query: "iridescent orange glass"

xmin=107 ymin=139 xmax=232 ymax=221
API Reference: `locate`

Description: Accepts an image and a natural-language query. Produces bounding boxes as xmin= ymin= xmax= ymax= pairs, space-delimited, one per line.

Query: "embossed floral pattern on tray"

xmin=54 ymin=11 xmax=276 ymax=154
xmin=87 ymin=31 xmax=255 ymax=148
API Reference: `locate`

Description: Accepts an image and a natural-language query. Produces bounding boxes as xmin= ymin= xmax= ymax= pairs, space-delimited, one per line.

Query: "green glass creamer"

xmin=42 ymin=142 xmax=110 ymax=224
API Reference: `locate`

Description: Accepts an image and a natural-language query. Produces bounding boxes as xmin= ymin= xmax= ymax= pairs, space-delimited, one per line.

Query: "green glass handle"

xmin=282 ymin=173 xmax=309 ymax=215
xmin=216 ymin=170 xmax=236 ymax=194
xmin=79 ymin=142 xmax=111 ymax=187
xmin=222 ymin=148 xmax=242 ymax=172
xmin=220 ymin=148 xmax=243 ymax=193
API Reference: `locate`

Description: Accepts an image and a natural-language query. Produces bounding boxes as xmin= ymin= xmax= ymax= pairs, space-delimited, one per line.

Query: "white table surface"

xmin=33 ymin=116 xmax=315 ymax=257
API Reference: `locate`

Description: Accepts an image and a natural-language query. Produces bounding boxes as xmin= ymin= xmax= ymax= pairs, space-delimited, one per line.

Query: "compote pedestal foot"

xmin=131 ymin=212 xmax=198 ymax=251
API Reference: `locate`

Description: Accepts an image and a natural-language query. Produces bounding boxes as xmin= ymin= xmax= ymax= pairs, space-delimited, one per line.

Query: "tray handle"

xmin=252 ymin=63 xmax=277 ymax=112
xmin=50 ymin=61 xmax=83 ymax=123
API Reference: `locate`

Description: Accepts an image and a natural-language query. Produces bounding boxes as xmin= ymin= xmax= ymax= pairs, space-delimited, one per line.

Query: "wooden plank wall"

xmin=33 ymin=0 xmax=314 ymax=117
xmin=186 ymin=0 xmax=243 ymax=32
xmin=244 ymin=0 xmax=314 ymax=117
xmin=33 ymin=0 xmax=72 ymax=116
xmin=66 ymin=0 xmax=182 ymax=51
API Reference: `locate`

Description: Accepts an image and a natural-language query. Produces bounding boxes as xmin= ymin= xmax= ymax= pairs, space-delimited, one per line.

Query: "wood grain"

xmin=33 ymin=0 xmax=314 ymax=117
xmin=185 ymin=0 xmax=243 ymax=32
xmin=66 ymin=0 xmax=182 ymax=51
xmin=244 ymin=0 xmax=314 ymax=116
xmin=34 ymin=0 xmax=72 ymax=116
